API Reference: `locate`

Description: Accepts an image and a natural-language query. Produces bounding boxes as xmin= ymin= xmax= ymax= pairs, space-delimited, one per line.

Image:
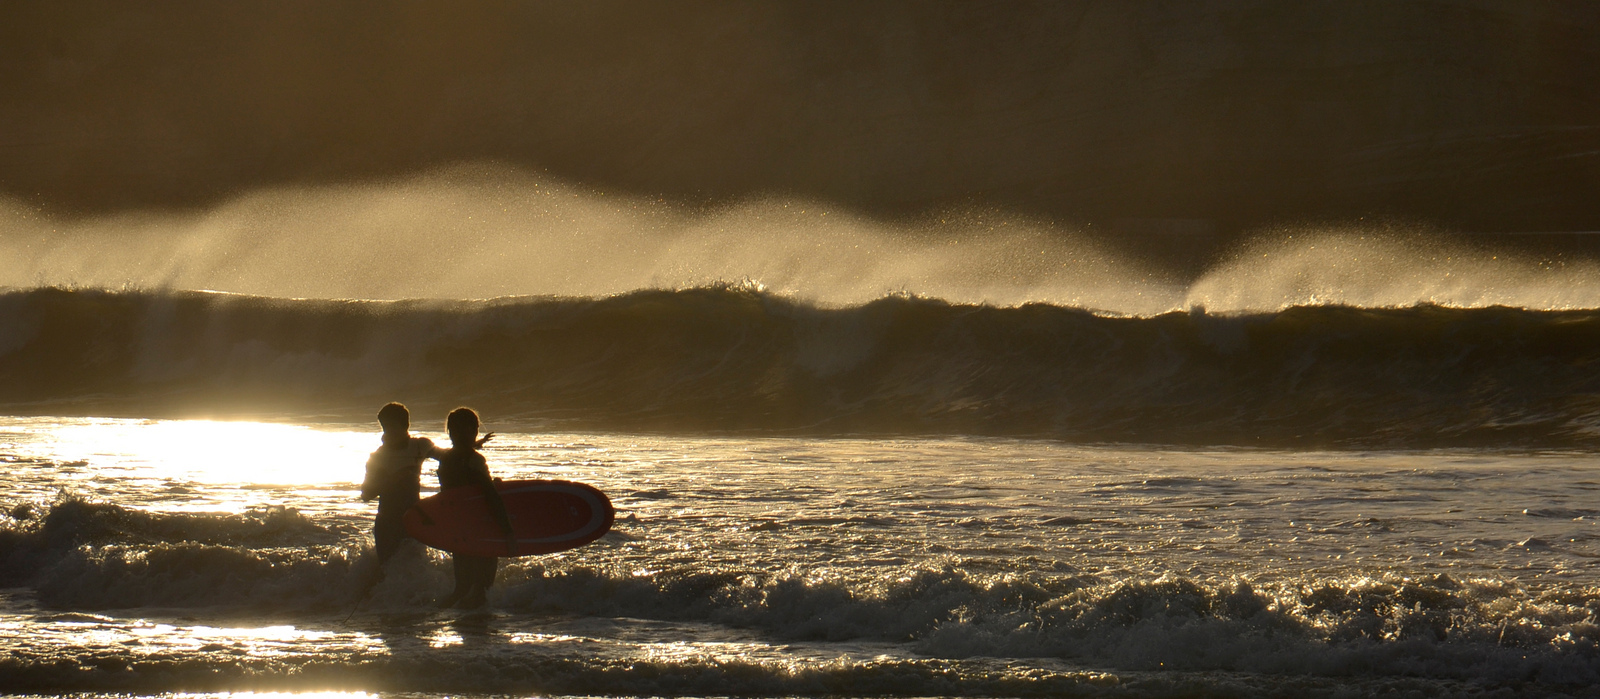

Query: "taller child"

xmin=360 ymin=402 xmax=442 ymax=579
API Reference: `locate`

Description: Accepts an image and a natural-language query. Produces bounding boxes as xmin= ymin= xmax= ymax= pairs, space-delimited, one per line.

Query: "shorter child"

xmin=434 ymin=407 xmax=514 ymax=609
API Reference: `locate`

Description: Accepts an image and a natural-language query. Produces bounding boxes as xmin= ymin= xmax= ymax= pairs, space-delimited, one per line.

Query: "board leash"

xmin=342 ymin=595 xmax=365 ymax=625
xmin=343 ymin=573 xmax=377 ymax=625
xmin=343 ymin=555 xmax=385 ymax=624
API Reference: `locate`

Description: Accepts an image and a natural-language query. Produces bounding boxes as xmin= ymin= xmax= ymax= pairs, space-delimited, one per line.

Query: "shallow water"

xmin=3 ymin=416 xmax=1599 ymax=696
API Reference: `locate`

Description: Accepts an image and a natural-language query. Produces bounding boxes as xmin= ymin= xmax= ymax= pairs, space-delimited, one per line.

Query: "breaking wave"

xmin=9 ymin=284 xmax=1600 ymax=447
xmin=4 ymin=286 xmax=1600 ymax=447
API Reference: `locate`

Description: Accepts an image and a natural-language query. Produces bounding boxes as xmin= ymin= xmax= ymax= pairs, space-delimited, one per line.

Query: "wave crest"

xmin=4 ymin=287 xmax=1600 ymax=447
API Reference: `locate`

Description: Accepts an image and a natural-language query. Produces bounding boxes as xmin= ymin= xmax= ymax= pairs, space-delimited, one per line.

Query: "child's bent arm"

xmin=359 ymin=454 xmax=382 ymax=501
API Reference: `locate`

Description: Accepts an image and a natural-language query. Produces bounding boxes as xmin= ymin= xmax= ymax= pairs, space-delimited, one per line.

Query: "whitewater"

xmin=3 ymin=171 xmax=1600 ymax=697
xmin=4 ymin=419 xmax=1599 ymax=696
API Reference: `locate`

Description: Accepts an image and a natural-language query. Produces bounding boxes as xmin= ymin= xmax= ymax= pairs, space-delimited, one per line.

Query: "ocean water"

xmin=6 ymin=1 xmax=1600 ymax=694
xmin=3 ymin=416 xmax=1599 ymax=697
xmin=6 ymin=286 xmax=1600 ymax=448
xmin=3 ymin=279 xmax=1600 ymax=697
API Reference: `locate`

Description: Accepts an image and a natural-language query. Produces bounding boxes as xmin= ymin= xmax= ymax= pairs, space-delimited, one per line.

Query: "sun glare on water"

xmin=40 ymin=418 xmax=373 ymax=486
xmin=175 ymin=693 xmax=376 ymax=699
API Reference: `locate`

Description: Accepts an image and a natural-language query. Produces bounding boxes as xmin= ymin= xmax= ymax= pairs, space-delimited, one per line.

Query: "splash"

xmin=4 ymin=497 xmax=1599 ymax=692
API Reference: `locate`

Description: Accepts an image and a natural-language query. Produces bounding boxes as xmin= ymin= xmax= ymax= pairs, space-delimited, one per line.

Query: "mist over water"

xmin=1189 ymin=229 xmax=1600 ymax=312
xmin=0 ymin=165 xmax=1154 ymax=310
xmin=5 ymin=165 xmax=1596 ymax=314
xmin=8 ymin=166 xmax=1600 ymax=444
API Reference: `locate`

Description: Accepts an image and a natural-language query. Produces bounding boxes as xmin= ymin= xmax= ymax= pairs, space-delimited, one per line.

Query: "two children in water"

xmin=360 ymin=403 xmax=512 ymax=609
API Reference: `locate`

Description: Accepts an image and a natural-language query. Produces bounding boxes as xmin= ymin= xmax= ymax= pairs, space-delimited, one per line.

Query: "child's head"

xmin=377 ymin=402 xmax=410 ymax=439
xmin=446 ymin=407 xmax=480 ymax=448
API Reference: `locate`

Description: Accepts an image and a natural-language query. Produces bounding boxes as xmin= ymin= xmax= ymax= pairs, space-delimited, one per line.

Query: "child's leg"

xmin=360 ymin=510 xmax=405 ymax=594
xmin=437 ymin=554 xmax=470 ymax=607
xmin=481 ymin=556 xmax=499 ymax=588
xmin=374 ymin=511 xmax=405 ymax=565
xmin=455 ymin=556 xmax=497 ymax=608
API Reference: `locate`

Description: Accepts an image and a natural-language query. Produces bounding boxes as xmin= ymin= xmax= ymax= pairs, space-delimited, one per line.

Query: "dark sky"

xmin=3 ymin=0 xmax=1598 ymax=233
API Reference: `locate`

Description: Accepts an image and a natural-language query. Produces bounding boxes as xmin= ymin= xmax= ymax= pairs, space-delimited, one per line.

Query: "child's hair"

xmin=378 ymin=402 xmax=410 ymax=433
xmin=447 ymin=407 xmax=480 ymax=445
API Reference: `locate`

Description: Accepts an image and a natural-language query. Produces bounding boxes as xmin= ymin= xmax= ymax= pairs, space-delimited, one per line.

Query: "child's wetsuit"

xmin=361 ymin=436 xmax=435 ymax=563
xmin=436 ymin=446 xmax=511 ymax=604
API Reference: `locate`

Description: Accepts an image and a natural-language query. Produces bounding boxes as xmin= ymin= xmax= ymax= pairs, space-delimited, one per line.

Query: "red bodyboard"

xmin=403 ymin=479 xmax=614 ymax=557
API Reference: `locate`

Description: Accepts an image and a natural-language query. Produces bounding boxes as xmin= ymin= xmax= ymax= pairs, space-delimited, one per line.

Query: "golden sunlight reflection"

xmin=426 ymin=629 xmax=463 ymax=648
xmin=48 ymin=619 xmax=385 ymax=659
xmin=44 ymin=418 xmax=373 ymax=485
xmin=175 ymin=693 xmax=375 ymax=699
xmin=71 ymin=621 xmax=342 ymax=644
xmin=506 ymin=631 xmax=583 ymax=644
xmin=643 ymin=640 xmax=782 ymax=664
